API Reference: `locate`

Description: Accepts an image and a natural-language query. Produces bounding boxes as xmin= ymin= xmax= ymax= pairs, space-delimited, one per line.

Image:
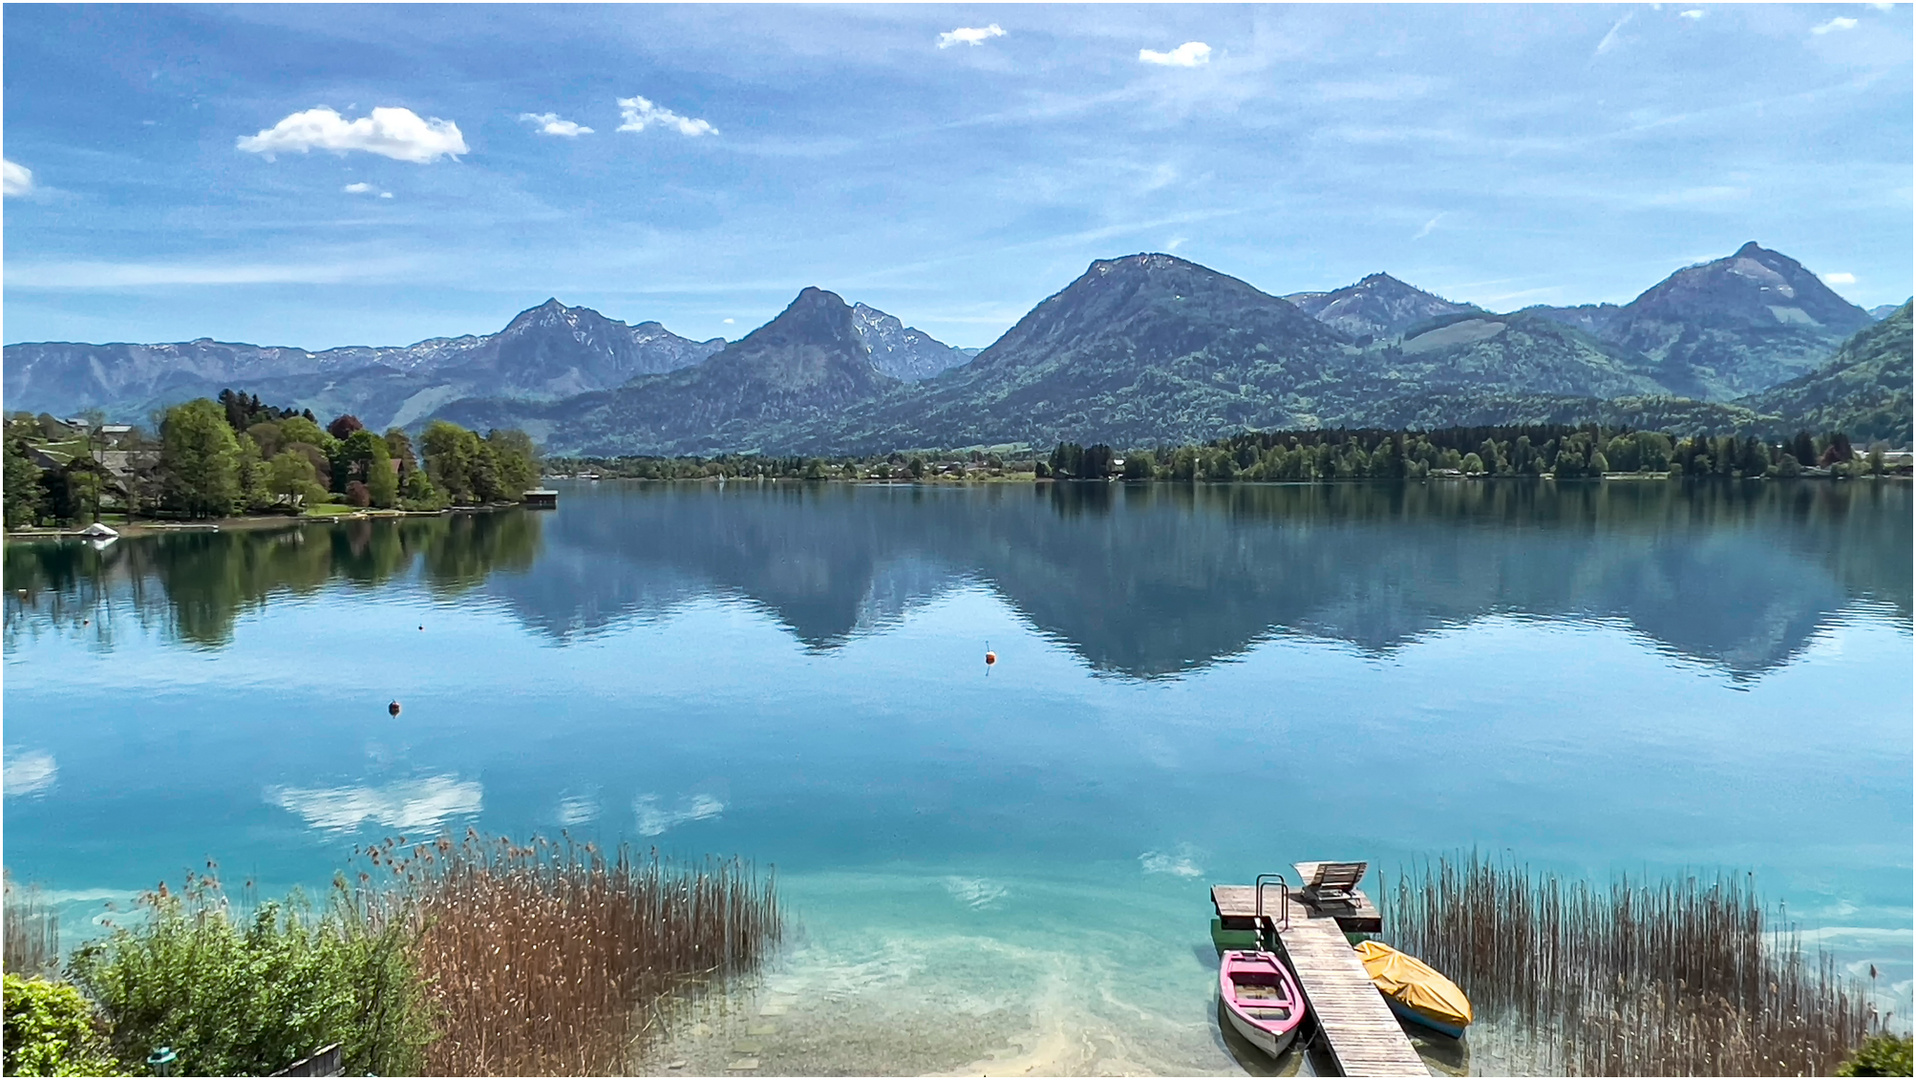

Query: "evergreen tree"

xmin=1792 ymin=431 xmax=1817 ymax=470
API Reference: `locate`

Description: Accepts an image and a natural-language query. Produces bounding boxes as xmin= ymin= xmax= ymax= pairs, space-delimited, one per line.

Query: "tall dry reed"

xmin=1381 ymin=853 xmax=1881 ymax=1076
xmin=357 ymin=831 xmax=780 ymax=1077
xmin=2 ymin=872 xmax=60 ymax=977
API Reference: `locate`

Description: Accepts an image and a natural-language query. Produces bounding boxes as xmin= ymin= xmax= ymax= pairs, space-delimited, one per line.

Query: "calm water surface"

xmin=5 ymin=480 xmax=1910 ymax=1074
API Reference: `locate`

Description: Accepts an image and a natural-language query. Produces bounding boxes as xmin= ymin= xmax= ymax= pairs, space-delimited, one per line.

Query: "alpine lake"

xmin=4 ymin=478 xmax=1910 ymax=1076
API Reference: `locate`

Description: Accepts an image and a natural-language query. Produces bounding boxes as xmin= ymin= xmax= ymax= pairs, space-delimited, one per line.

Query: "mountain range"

xmin=5 ymin=242 xmax=1907 ymax=452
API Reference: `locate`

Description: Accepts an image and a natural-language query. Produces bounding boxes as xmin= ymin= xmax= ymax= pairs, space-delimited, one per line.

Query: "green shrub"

xmin=68 ymin=873 xmax=432 ymax=1077
xmin=1840 ymin=1034 xmax=1915 ymax=1076
xmin=2 ymin=974 xmax=126 ymax=1076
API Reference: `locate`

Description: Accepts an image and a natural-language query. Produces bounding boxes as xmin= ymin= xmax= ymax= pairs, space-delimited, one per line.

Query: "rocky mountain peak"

xmin=850 ymin=302 xmax=972 ymax=381
xmin=741 ymin=287 xmax=863 ymax=353
xmin=1283 ymin=273 xmax=1476 ymax=339
xmin=1627 ymin=243 xmax=1870 ymax=334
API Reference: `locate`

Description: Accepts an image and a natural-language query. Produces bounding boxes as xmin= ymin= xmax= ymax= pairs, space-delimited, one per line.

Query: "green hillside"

xmin=1739 ymin=302 xmax=1912 ymax=445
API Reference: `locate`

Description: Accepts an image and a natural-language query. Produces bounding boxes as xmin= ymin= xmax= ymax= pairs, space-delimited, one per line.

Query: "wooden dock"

xmin=1211 ymin=865 xmax=1429 ymax=1078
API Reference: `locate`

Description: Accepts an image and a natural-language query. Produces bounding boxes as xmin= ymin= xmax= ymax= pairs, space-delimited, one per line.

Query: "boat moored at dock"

xmin=1218 ymin=949 xmax=1308 ymax=1058
xmin=1355 ymin=939 xmax=1474 ymax=1038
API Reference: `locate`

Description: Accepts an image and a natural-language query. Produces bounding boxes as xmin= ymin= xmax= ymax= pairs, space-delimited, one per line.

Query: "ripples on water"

xmin=4 ymin=480 xmax=1910 ymax=1074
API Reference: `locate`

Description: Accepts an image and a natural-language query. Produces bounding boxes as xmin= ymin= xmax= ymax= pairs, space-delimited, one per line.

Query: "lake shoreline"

xmin=1 ymin=502 xmax=526 ymax=542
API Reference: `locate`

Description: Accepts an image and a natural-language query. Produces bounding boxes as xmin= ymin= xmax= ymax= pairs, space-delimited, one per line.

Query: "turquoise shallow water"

xmin=4 ymin=480 xmax=1910 ymax=1074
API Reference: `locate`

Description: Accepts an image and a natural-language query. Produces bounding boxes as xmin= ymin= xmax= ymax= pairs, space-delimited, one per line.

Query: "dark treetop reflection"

xmin=6 ymin=480 xmax=1909 ymax=679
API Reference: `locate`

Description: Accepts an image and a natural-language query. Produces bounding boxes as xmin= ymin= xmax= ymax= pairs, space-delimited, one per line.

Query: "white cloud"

xmin=1139 ymin=41 xmax=1212 ymax=67
xmin=1679 ymin=8 xmax=1706 ymax=18
xmin=1596 ymin=12 xmax=1634 ymax=53
xmin=1139 ymin=845 xmax=1204 ymax=878
xmin=237 ymin=106 xmax=468 ymax=164
xmin=557 ymin=794 xmax=599 ymax=825
xmin=1825 ymin=271 xmax=1858 ymax=284
xmin=4 ymin=751 xmax=57 ymax=796
xmin=722 ymin=317 xmax=736 ymax=324
xmin=937 ymin=23 xmax=1005 ymax=48
xmin=1165 ymin=236 xmax=1187 ymax=252
xmin=1812 ymin=15 xmax=1859 ymax=33
xmin=634 ymin=793 xmax=724 ymax=836
xmin=9 ymin=256 xmax=421 ymax=288
xmin=343 ymin=182 xmax=374 ymax=193
xmin=3 ymin=159 xmax=34 ymax=197
xmin=617 ymin=95 xmax=716 ymax=137
xmin=520 ymin=112 xmax=593 ymax=137
xmin=1413 ymin=213 xmax=1446 ymax=240
xmin=269 ymin=775 xmax=482 ymax=832
xmin=1646 ymin=184 xmax=1750 ymax=206
xmin=379 ymin=191 xmax=393 ymax=199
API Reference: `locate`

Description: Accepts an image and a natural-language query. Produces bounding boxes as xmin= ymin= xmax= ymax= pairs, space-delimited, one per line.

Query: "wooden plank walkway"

xmin=1212 ymin=883 xmax=1381 ymax=933
xmin=1274 ymin=915 xmax=1429 ymax=1077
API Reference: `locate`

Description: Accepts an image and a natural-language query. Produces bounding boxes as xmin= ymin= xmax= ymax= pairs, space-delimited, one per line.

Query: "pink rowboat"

xmin=1219 ymin=949 xmax=1307 ymax=1057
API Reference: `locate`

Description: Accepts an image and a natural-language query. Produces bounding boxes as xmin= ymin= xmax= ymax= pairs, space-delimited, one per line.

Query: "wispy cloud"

xmin=1596 ymin=12 xmax=1634 ymax=54
xmin=9 ymin=256 xmax=422 ymax=288
xmin=269 ymin=775 xmax=482 ymax=832
xmin=342 ymin=181 xmax=393 ymax=198
xmin=3 ymin=159 xmax=34 ymax=197
xmin=1413 ymin=212 xmax=1446 ymax=240
xmin=4 ymin=750 xmax=57 ymax=796
xmin=633 ymin=792 xmax=724 ymax=836
xmin=617 ymin=95 xmax=716 ymax=137
xmin=237 ymin=106 xmax=467 ymax=164
xmin=557 ymin=794 xmax=599 ymax=825
xmin=1680 ymin=9 xmax=1706 ymax=19
xmin=1812 ymin=15 xmax=1859 ymax=34
xmin=1824 ymin=271 xmax=1858 ymax=285
xmin=937 ymin=24 xmax=1005 ymax=49
xmin=1139 ymin=844 xmax=1205 ymax=878
xmin=1140 ymin=41 xmax=1211 ymax=67
xmin=520 ymin=112 xmax=593 ymax=137
xmin=1646 ymin=184 xmax=1750 ymax=205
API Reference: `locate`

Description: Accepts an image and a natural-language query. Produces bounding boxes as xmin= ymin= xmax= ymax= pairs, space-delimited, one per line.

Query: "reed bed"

xmin=1381 ymin=853 xmax=1882 ymax=1076
xmin=358 ymin=831 xmax=781 ymax=1077
xmin=2 ymin=872 xmax=60 ymax=978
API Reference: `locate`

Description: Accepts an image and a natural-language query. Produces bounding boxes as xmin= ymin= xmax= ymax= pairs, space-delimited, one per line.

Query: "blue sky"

xmin=4 ymin=3 xmax=1910 ymax=350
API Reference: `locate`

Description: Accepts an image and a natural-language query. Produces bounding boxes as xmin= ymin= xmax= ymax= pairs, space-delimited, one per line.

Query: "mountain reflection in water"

xmin=6 ymin=480 xmax=1909 ymax=680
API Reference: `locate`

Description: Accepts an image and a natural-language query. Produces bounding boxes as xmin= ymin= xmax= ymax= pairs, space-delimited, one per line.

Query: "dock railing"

xmin=1254 ymin=872 xmax=1290 ymax=936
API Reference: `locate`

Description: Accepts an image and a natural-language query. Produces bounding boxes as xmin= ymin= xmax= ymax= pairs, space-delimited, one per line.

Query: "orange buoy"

xmin=388 ymin=700 xmax=402 ymax=718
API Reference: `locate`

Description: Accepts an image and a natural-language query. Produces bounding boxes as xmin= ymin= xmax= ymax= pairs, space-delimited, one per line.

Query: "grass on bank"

xmin=1381 ymin=853 xmax=1897 ymax=1076
xmin=2 ymin=836 xmax=781 ymax=1077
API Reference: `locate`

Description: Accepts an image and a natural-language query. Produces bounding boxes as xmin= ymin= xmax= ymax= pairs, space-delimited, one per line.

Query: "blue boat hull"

xmin=1386 ymin=996 xmax=1467 ymax=1039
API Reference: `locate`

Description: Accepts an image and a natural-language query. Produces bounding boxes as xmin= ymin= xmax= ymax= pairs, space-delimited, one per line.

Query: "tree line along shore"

xmin=9 ymin=407 xmax=1907 ymax=536
xmin=4 ymin=390 xmax=542 ymax=532
xmin=548 ymin=423 xmax=1910 ymax=484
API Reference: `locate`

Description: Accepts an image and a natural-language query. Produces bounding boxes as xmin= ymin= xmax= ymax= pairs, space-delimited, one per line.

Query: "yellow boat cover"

xmin=1355 ymin=940 xmax=1474 ymax=1028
